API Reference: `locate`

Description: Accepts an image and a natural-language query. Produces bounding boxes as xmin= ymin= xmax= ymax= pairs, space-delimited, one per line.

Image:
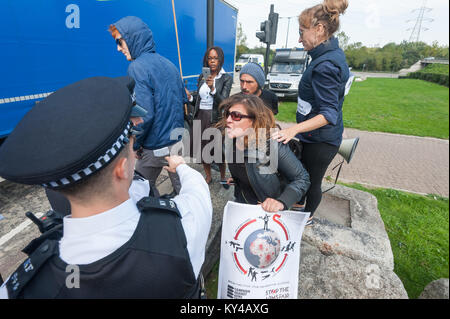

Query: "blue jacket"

xmin=114 ymin=16 xmax=186 ymax=150
xmin=296 ymin=37 xmax=349 ymax=147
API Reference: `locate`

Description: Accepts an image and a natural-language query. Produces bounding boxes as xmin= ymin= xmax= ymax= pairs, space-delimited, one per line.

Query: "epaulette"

xmin=136 ymin=196 xmax=181 ymax=218
xmin=22 ymin=224 xmax=63 ymax=256
xmin=6 ymin=239 xmax=59 ymax=299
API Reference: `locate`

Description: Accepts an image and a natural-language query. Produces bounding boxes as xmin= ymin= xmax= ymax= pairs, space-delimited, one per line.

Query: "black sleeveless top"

xmin=7 ymin=197 xmax=200 ymax=299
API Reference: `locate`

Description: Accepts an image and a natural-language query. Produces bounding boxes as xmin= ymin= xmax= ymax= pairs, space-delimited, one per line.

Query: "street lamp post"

xmin=280 ymin=16 xmax=297 ymax=49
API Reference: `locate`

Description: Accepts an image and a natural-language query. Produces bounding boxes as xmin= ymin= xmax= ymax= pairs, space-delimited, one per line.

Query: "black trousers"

xmin=300 ymin=142 xmax=339 ymax=216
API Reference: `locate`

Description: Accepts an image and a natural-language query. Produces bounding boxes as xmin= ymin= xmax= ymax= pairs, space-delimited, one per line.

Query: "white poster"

xmin=217 ymin=201 xmax=310 ymax=299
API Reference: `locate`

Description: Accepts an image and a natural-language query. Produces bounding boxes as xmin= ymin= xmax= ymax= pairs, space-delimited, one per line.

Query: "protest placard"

xmin=218 ymin=201 xmax=310 ymax=299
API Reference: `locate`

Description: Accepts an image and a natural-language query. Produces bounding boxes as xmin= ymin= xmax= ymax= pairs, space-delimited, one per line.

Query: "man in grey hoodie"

xmin=110 ymin=16 xmax=187 ymax=197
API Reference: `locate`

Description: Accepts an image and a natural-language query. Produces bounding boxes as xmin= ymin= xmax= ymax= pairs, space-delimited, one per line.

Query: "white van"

xmin=267 ymin=48 xmax=308 ymax=99
xmin=235 ymin=54 xmax=264 ymax=72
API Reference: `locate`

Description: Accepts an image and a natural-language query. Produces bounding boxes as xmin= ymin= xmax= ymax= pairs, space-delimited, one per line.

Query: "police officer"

xmin=0 ymin=77 xmax=212 ymax=298
xmin=44 ymin=76 xmax=152 ymax=215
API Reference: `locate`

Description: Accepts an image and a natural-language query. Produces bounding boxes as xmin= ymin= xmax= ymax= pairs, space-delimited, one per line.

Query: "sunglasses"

xmin=226 ymin=110 xmax=254 ymax=121
xmin=115 ymin=37 xmax=124 ymax=46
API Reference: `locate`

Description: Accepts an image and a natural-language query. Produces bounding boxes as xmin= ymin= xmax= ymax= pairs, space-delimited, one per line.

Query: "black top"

xmin=194 ymin=73 xmax=233 ymax=123
xmin=228 ymin=162 xmax=260 ymax=205
xmin=259 ymin=89 xmax=279 ymax=115
xmin=8 ymin=197 xmax=200 ymax=299
xmin=227 ymin=142 xmax=259 ymax=204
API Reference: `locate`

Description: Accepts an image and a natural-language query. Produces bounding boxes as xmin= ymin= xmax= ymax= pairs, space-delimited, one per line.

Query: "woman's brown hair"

xmin=108 ymin=24 xmax=121 ymax=39
xmin=216 ymin=93 xmax=276 ymax=148
xmin=299 ymin=0 xmax=348 ymax=38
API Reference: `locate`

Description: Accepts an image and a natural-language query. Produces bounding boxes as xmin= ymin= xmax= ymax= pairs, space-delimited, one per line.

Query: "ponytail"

xmin=323 ymin=0 xmax=348 ymax=23
xmin=299 ymin=0 xmax=348 ymax=37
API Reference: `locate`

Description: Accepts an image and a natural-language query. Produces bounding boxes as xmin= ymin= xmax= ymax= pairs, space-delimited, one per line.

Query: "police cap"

xmin=0 ymin=76 xmax=136 ymax=189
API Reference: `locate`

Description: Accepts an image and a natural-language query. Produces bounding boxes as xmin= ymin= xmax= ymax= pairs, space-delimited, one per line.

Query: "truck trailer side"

xmin=0 ymin=0 xmax=238 ymax=138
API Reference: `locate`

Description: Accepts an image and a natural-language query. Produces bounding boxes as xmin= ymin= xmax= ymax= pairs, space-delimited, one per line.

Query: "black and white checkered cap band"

xmin=42 ymin=122 xmax=133 ymax=189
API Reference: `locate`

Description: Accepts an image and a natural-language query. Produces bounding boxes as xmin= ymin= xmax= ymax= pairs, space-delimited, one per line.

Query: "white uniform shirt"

xmin=0 ymin=164 xmax=212 ymax=298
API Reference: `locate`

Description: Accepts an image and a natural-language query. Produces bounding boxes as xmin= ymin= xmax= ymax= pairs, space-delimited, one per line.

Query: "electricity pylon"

xmin=407 ymin=0 xmax=433 ymax=43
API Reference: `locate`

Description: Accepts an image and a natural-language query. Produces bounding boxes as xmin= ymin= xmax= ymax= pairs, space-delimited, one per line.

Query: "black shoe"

xmin=291 ymin=205 xmax=305 ymax=212
xmin=305 ymin=218 xmax=315 ymax=227
xmin=160 ymin=190 xmax=177 ymax=199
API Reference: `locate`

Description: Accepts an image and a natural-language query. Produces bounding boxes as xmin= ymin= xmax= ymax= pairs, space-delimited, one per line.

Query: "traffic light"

xmin=256 ymin=20 xmax=271 ymax=43
xmin=268 ymin=11 xmax=279 ymax=45
xmin=256 ymin=5 xmax=279 ymax=45
xmin=255 ymin=4 xmax=279 ymax=75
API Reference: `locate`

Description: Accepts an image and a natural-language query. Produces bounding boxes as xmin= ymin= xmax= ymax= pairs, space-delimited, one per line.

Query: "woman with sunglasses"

xmin=217 ymin=94 xmax=310 ymax=213
xmin=272 ymin=0 xmax=349 ymax=225
xmin=186 ymin=47 xmax=233 ymax=185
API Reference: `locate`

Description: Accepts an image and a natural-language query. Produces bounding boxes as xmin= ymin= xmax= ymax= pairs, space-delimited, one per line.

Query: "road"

xmin=352 ymin=71 xmax=398 ymax=79
xmin=0 ymin=182 xmax=48 ymax=280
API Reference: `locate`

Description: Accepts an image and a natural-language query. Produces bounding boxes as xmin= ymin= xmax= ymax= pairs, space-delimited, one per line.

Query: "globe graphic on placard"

xmin=244 ymin=229 xmax=281 ymax=269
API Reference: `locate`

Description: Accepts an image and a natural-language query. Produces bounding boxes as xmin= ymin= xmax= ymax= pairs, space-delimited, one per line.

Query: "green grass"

xmin=205 ymin=261 xmax=220 ymax=299
xmin=342 ymin=183 xmax=449 ymax=299
xmin=276 ymin=78 xmax=449 ymax=139
xmin=205 ymin=185 xmax=449 ymax=299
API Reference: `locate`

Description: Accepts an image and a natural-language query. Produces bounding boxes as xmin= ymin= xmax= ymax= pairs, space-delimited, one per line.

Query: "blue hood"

xmin=113 ymin=16 xmax=156 ymax=60
xmin=112 ymin=16 xmax=186 ymax=150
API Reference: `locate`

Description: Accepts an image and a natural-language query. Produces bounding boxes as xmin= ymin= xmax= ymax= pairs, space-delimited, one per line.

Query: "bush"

xmin=418 ymin=63 xmax=449 ymax=75
xmin=406 ymin=70 xmax=449 ymax=87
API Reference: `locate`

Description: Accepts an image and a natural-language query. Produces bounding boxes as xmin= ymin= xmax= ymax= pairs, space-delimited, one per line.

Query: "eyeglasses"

xmin=225 ymin=111 xmax=254 ymax=121
xmin=298 ymin=29 xmax=303 ymax=38
xmin=115 ymin=37 xmax=124 ymax=47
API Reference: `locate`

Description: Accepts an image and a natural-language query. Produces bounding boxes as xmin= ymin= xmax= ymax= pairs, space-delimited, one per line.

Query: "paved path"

xmin=352 ymin=71 xmax=399 ymax=79
xmin=278 ymin=123 xmax=449 ymax=198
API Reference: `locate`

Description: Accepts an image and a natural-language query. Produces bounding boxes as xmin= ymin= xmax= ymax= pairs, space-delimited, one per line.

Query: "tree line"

xmin=340 ymin=32 xmax=449 ymax=72
xmin=236 ymin=23 xmax=449 ymax=74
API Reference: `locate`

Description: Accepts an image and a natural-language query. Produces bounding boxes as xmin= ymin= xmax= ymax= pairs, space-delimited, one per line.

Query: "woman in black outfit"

xmin=273 ymin=0 xmax=350 ymax=225
xmin=186 ymin=46 xmax=233 ymax=184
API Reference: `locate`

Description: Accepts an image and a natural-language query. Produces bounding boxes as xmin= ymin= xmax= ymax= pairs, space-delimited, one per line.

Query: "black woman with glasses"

xmin=186 ymin=46 xmax=233 ymax=185
xmin=216 ymin=94 xmax=310 ymax=213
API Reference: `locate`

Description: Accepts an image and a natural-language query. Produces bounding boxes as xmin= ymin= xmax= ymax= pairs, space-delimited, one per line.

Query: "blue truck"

xmin=0 ymin=0 xmax=238 ymax=138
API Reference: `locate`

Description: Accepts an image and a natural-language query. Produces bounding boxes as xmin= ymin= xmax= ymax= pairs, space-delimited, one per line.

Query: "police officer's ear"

xmin=113 ymin=157 xmax=131 ymax=181
xmin=112 ymin=145 xmax=134 ymax=182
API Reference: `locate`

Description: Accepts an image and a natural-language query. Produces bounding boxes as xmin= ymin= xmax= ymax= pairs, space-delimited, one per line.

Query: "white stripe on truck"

xmin=0 ymin=92 xmax=53 ymax=104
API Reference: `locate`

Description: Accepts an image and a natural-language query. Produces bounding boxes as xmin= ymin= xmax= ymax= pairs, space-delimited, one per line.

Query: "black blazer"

xmin=193 ymin=72 xmax=233 ymax=123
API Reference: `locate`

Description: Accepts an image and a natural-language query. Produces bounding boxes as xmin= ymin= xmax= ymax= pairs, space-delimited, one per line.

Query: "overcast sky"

xmin=225 ymin=0 xmax=449 ymax=49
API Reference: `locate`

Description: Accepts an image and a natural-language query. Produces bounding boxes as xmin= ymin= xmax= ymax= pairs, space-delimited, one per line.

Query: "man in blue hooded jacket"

xmin=110 ymin=16 xmax=187 ymax=197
